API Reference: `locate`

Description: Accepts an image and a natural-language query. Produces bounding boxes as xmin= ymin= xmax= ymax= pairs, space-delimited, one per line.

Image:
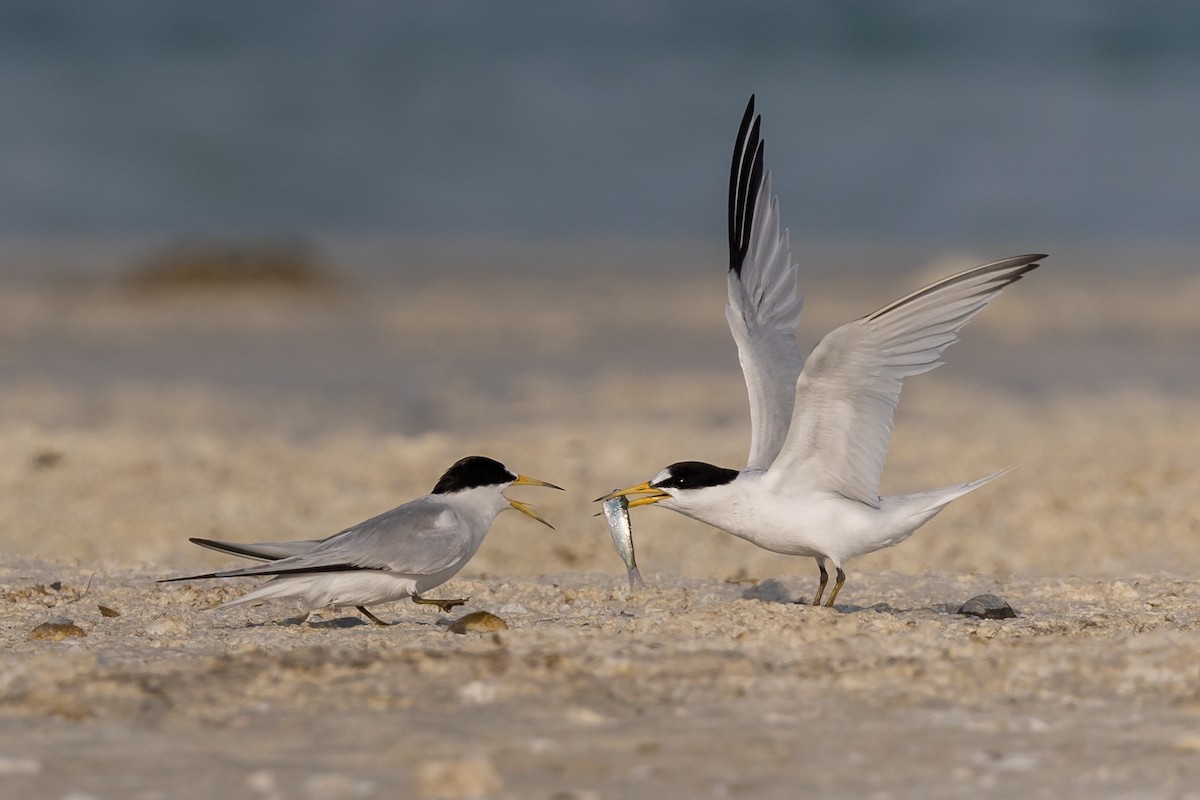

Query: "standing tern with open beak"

xmin=162 ymin=456 xmax=562 ymax=624
xmin=600 ymin=96 xmax=1042 ymax=608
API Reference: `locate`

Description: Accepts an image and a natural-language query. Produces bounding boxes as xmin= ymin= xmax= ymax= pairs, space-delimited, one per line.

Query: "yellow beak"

xmin=508 ymin=499 xmax=554 ymax=529
xmin=511 ymin=474 xmax=564 ymax=491
xmin=595 ymin=482 xmax=671 ymax=508
xmin=507 ymin=473 xmax=563 ymax=529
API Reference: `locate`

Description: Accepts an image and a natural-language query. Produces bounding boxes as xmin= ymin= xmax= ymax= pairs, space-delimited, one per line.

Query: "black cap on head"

xmin=431 ymin=456 xmax=518 ymax=494
xmin=652 ymin=461 xmax=739 ymax=491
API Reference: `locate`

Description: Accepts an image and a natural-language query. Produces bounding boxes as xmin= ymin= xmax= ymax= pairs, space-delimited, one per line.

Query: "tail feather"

xmin=218 ymin=576 xmax=304 ymax=609
xmin=913 ymin=464 xmax=1018 ymax=516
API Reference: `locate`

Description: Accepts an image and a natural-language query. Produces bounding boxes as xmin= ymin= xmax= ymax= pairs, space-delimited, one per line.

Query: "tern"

xmin=162 ymin=455 xmax=562 ymax=624
xmin=601 ymin=96 xmax=1042 ymax=607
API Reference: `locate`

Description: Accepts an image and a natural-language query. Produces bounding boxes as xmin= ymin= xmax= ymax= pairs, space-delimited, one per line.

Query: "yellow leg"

xmin=411 ymin=594 xmax=468 ymax=613
xmin=824 ymin=567 xmax=846 ymax=608
xmin=812 ymin=558 xmax=829 ymax=606
xmin=357 ymin=606 xmax=390 ymax=625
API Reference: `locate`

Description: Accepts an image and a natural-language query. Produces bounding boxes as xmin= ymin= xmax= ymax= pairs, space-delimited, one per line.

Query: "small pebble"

xmin=245 ymin=769 xmax=277 ymax=794
xmin=458 ymin=681 xmax=497 ymax=705
xmin=303 ymin=773 xmax=375 ymax=799
xmin=97 ymin=605 xmax=120 ymax=618
xmin=146 ymin=616 xmax=188 ymax=636
xmin=1173 ymin=732 xmax=1200 ymax=753
xmin=28 ymin=618 xmax=86 ymax=641
xmin=31 ymin=449 xmax=64 ymax=469
xmin=563 ymin=706 xmax=609 ymax=727
xmin=957 ymin=594 xmax=1018 ymax=620
xmin=415 ymin=757 xmax=502 ymax=799
xmin=0 ymin=755 xmax=41 ymax=775
xmin=448 ymin=611 xmax=508 ymax=634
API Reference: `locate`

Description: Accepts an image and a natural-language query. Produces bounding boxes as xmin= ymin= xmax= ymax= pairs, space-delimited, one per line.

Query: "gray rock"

xmin=957 ymin=594 xmax=1018 ymax=619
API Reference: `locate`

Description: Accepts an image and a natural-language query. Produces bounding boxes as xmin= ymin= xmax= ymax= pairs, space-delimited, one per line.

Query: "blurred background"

xmin=2 ymin=1 xmax=1199 ymax=262
xmin=1 ymin=1 xmax=1198 ymax=577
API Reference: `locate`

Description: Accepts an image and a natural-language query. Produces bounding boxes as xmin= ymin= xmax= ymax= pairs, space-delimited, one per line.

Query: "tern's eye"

xmin=652 ymin=474 xmax=688 ymax=490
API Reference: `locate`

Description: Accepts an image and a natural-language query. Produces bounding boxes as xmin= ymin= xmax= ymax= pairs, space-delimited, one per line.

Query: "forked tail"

xmin=912 ymin=464 xmax=1018 ymax=519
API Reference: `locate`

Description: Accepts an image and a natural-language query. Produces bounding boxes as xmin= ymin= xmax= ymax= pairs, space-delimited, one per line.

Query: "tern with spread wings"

xmin=601 ymin=96 xmax=1042 ymax=607
xmin=163 ymin=456 xmax=561 ymax=624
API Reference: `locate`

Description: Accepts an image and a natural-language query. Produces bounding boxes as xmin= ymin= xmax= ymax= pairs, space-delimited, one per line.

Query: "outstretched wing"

xmin=725 ymin=95 xmax=805 ymax=472
xmin=162 ymin=497 xmax=471 ymax=581
xmin=767 ymin=254 xmax=1045 ymax=505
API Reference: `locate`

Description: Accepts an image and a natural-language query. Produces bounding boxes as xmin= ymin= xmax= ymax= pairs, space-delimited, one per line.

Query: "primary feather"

xmin=725 ymin=95 xmax=805 ymax=471
xmin=188 ymin=536 xmax=323 ymax=562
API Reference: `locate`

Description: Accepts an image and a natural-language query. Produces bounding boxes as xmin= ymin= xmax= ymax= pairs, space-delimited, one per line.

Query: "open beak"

xmin=507 ymin=473 xmax=563 ymax=529
xmin=595 ymin=482 xmax=670 ymax=509
xmin=508 ymin=499 xmax=555 ymax=529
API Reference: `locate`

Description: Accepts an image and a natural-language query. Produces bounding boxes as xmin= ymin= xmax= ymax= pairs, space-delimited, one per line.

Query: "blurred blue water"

xmin=1 ymin=1 xmax=1198 ymax=245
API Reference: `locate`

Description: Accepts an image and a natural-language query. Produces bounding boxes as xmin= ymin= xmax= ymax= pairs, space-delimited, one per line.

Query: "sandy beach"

xmin=2 ymin=244 xmax=1200 ymax=798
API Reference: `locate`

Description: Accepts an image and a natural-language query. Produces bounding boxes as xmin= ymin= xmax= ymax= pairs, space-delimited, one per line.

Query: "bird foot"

xmin=411 ymin=595 xmax=469 ymax=613
xmin=356 ymin=606 xmax=391 ymax=625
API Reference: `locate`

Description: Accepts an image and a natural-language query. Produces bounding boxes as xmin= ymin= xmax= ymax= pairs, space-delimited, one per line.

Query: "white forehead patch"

xmin=651 ymin=467 xmax=672 ymax=485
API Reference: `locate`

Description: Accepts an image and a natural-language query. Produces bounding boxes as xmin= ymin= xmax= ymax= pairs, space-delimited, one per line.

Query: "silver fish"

xmin=602 ymin=492 xmax=645 ymax=589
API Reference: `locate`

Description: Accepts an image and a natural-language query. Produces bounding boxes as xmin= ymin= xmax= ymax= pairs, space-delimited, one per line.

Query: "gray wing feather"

xmin=189 ymin=537 xmax=325 ymax=562
xmin=727 ymin=172 xmax=805 ymax=472
xmin=768 ymin=254 xmax=1044 ymax=505
xmin=195 ymin=497 xmax=470 ymax=578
